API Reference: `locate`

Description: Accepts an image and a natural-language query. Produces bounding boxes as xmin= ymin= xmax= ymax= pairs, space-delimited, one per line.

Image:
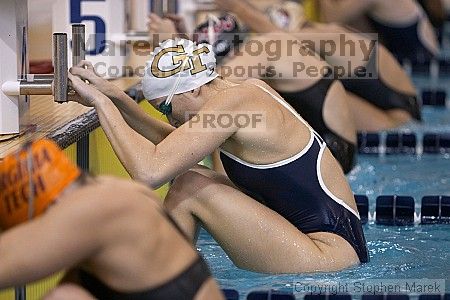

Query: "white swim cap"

xmin=143 ymin=39 xmax=219 ymax=102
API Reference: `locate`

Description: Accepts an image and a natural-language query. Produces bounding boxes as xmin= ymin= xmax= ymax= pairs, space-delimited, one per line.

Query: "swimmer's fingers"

xmin=70 ymin=66 xmax=122 ymax=100
xmin=67 ymin=91 xmax=82 ymax=103
xmin=148 ymin=22 xmax=162 ymax=33
xmin=147 ymin=13 xmax=162 ymax=30
xmin=148 ymin=13 xmax=162 ymax=23
xmin=76 ymin=60 xmax=103 ymax=77
xmin=67 ymin=72 xmax=90 ymax=101
xmin=147 ymin=13 xmax=179 ymax=36
xmin=68 ymin=72 xmax=103 ymax=95
xmin=68 ymin=73 xmax=107 ymax=107
xmin=164 ymin=13 xmax=182 ymax=21
xmin=164 ymin=14 xmax=188 ymax=34
xmin=68 ymin=72 xmax=84 ymax=86
xmin=75 ymin=60 xmax=95 ymax=72
xmin=70 ymin=65 xmax=99 ymax=83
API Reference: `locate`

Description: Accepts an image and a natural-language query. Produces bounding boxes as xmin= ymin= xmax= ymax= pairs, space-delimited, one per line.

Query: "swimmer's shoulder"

xmin=225 ymin=79 xmax=276 ymax=98
xmin=58 ymin=176 xmax=161 ymax=213
xmin=241 ymin=78 xmax=278 ymax=95
xmin=205 ymin=80 xmax=256 ymax=108
xmin=302 ymin=22 xmax=344 ymax=33
xmin=207 ymin=79 xmax=282 ymax=112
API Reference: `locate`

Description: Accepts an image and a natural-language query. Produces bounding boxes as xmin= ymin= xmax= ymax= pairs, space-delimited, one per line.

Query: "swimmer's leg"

xmin=44 ymin=284 xmax=96 ymax=300
xmin=346 ymin=92 xmax=412 ymax=131
xmin=164 ymin=168 xmax=359 ymax=273
xmin=322 ymin=81 xmax=357 ymax=144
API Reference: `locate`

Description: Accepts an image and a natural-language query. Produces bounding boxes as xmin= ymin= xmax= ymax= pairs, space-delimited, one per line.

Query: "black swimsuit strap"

xmin=78 ymin=208 xmax=212 ymax=300
xmin=79 ymin=257 xmax=211 ymax=300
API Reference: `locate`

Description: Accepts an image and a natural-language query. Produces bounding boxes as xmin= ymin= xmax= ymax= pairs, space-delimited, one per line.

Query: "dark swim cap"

xmin=194 ymin=14 xmax=248 ymax=65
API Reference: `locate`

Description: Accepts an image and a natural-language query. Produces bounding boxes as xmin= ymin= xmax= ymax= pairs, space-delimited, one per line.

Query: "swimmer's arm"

xmin=68 ymin=73 xmax=179 ymax=185
xmin=0 ymin=200 xmax=104 ymax=288
xmin=319 ymin=0 xmax=375 ymax=23
xmin=109 ymin=92 xmax=175 ymax=144
xmin=142 ymin=94 xmax=244 ymax=188
xmin=212 ymin=149 xmax=227 ymax=176
xmin=215 ymin=0 xmax=280 ymax=33
xmin=70 ymin=65 xmax=175 ymax=144
xmin=95 ymin=90 xmax=242 ymax=189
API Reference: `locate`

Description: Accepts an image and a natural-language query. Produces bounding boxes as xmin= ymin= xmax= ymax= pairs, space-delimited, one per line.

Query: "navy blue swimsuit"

xmin=220 ymin=85 xmax=369 ymax=263
xmin=367 ymin=11 xmax=437 ymax=63
xmin=340 ymin=49 xmax=422 ymax=121
xmin=277 ymin=79 xmax=357 ymax=174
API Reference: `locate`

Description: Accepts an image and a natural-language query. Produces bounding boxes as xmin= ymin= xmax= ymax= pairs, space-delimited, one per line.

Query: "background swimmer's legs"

xmin=323 ymin=81 xmax=357 ymax=144
xmin=164 ymin=169 xmax=359 ymax=274
xmin=43 ymin=284 xmax=96 ymax=300
xmin=346 ymin=92 xmax=412 ymax=132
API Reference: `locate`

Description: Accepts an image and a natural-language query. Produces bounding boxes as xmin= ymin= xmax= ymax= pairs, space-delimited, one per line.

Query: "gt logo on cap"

xmin=151 ymin=45 xmax=211 ymax=79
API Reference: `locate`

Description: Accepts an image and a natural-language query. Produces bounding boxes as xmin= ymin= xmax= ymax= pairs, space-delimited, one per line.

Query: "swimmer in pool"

xmin=318 ymin=0 xmax=440 ymax=63
xmin=214 ymin=0 xmax=423 ymax=131
xmin=0 ymin=139 xmax=224 ymax=300
xmin=69 ymin=38 xmax=369 ymax=273
xmin=204 ymin=15 xmax=357 ymax=173
xmin=416 ymin=0 xmax=446 ymax=29
xmin=149 ymin=12 xmax=357 ymax=173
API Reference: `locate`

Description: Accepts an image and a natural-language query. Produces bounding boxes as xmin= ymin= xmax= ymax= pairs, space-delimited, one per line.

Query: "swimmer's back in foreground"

xmin=0 ymin=140 xmax=223 ymax=300
xmin=69 ymin=39 xmax=369 ymax=273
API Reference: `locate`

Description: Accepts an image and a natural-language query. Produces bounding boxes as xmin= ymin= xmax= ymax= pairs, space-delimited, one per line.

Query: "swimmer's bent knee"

xmin=170 ymin=170 xmax=216 ymax=195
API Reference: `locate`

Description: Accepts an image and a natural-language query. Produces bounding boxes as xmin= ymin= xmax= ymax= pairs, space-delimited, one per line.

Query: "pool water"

xmin=196 ymin=106 xmax=450 ymax=297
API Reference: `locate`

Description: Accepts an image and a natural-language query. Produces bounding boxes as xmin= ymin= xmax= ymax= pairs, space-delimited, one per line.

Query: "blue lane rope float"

xmin=247 ymin=290 xmax=295 ymax=300
xmin=422 ymin=90 xmax=447 ymax=106
xmin=410 ymin=58 xmax=450 ymax=76
xmin=223 ymin=289 xmax=239 ymax=300
xmin=355 ymin=195 xmax=369 ymax=225
xmin=418 ymin=294 xmax=450 ymax=300
xmin=241 ymin=293 xmax=450 ymax=300
xmin=376 ymin=196 xmax=415 ymax=226
xmin=355 ymin=195 xmax=450 ymax=225
xmin=362 ymin=294 xmax=410 ymax=300
xmin=357 ymin=132 xmax=450 ymax=155
xmin=385 ymin=133 xmax=417 ymax=154
xmin=421 ymin=196 xmax=450 ymax=224
xmin=423 ymin=133 xmax=450 ymax=154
